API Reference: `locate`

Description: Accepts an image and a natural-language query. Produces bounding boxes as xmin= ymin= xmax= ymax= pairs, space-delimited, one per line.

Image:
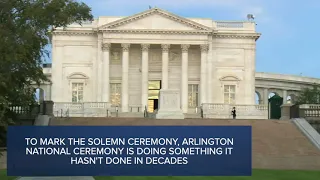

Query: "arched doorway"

xmin=268 ymin=93 xmax=283 ymax=119
xmin=287 ymin=94 xmax=297 ymax=104
xmin=34 ymin=88 xmax=45 ymax=104
xmin=255 ymin=91 xmax=261 ymax=105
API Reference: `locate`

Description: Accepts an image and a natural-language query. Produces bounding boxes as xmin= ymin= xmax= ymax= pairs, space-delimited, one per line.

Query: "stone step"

xmin=50 ymin=117 xmax=320 ymax=170
xmin=185 ymin=113 xmax=202 ymax=119
xmin=111 ymin=112 xmax=144 ymax=118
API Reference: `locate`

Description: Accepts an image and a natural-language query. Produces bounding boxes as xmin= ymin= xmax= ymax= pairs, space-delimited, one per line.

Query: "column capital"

xmin=141 ymin=44 xmax=150 ymax=52
xmin=200 ymin=44 xmax=209 ymax=52
xmin=181 ymin=44 xmax=190 ymax=53
xmin=121 ymin=43 xmax=130 ymax=52
xmin=102 ymin=43 xmax=111 ymax=51
xmin=161 ymin=44 xmax=170 ymax=52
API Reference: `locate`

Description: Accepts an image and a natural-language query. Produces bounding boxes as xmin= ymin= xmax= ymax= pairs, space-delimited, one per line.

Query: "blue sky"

xmin=48 ymin=0 xmax=320 ymax=78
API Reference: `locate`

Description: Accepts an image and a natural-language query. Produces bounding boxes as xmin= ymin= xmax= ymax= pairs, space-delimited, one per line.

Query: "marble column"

xmin=161 ymin=44 xmax=170 ymax=89
xmin=141 ymin=44 xmax=150 ymax=110
xmin=181 ymin=44 xmax=190 ymax=113
xmin=102 ymin=43 xmax=111 ymax=102
xmin=263 ymin=88 xmax=269 ymax=105
xmin=206 ymin=38 xmax=213 ymax=103
xmin=121 ymin=43 xmax=130 ymax=112
xmin=200 ymin=44 xmax=209 ymax=104
xmin=96 ymin=34 xmax=103 ymax=101
xmin=282 ymin=90 xmax=287 ymax=104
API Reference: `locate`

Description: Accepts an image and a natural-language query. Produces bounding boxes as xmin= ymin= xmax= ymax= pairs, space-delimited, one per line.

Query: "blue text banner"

xmin=7 ymin=126 xmax=252 ymax=176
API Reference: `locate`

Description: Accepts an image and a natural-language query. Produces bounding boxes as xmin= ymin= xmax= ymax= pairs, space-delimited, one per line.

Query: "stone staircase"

xmin=50 ymin=118 xmax=320 ymax=170
xmin=185 ymin=113 xmax=202 ymax=119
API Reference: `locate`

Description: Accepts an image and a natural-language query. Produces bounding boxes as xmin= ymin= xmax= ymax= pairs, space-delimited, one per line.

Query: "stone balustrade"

xmin=53 ymin=102 xmax=112 ymax=117
xmin=53 ymin=102 xmax=145 ymax=117
xmin=202 ymin=103 xmax=268 ymax=119
xmin=290 ymin=104 xmax=320 ymax=119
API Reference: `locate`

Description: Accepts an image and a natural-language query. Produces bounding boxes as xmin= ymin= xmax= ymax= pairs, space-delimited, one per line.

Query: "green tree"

xmin=0 ymin=0 xmax=93 ymax=148
xmin=296 ymin=84 xmax=320 ymax=104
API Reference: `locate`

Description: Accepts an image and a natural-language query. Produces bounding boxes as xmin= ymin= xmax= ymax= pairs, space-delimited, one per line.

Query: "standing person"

xmin=231 ymin=107 xmax=236 ymax=119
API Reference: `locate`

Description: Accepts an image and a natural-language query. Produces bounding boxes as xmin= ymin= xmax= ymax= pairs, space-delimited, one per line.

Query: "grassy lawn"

xmin=0 ymin=169 xmax=15 ymax=180
xmin=1 ymin=169 xmax=320 ymax=180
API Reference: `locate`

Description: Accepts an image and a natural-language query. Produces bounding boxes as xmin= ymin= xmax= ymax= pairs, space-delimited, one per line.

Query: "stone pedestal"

xmin=156 ymin=89 xmax=184 ymax=119
xmin=280 ymin=103 xmax=292 ymax=120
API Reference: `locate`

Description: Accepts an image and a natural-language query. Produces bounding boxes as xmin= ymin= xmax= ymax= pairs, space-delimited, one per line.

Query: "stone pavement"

xmin=16 ymin=177 xmax=95 ymax=180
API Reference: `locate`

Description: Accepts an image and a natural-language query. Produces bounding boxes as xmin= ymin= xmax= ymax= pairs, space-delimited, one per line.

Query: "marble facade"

xmin=49 ymin=8 xmax=264 ymax=118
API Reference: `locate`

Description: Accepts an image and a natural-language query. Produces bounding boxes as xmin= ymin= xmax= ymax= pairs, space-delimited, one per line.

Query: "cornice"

xmin=256 ymin=77 xmax=320 ymax=85
xmin=99 ymin=8 xmax=212 ymax=31
xmin=52 ymin=31 xmax=95 ymax=36
xmin=213 ymin=33 xmax=261 ymax=40
xmin=52 ymin=29 xmax=212 ymax=36
xmin=101 ymin=29 xmax=212 ymax=35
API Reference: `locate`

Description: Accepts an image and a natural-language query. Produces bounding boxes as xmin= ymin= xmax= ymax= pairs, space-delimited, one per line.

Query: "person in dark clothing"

xmin=231 ymin=107 xmax=236 ymax=119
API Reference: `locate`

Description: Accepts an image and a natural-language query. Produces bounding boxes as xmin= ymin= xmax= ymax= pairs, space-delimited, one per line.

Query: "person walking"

xmin=231 ymin=107 xmax=236 ymax=119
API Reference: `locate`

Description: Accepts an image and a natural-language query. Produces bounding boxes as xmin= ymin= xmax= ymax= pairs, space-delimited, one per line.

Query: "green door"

xmin=268 ymin=94 xmax=283 ymax=119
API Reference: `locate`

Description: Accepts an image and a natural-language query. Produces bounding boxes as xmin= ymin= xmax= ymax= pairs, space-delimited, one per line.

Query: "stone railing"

xmin=202 ymin=103 xmax=268 ymax=119
xmin=288 ymin=104 xmax=320 ymax=133
xmin=54 ymin=102 xmax=112 ymax=117
xmin=214 ymin=21 xmax=255 ymax=31
xmin=53 ymin=102 xmax=144 ymax=117
xmin=300 ymin=104 xmax=320 ymax=117
xmin=129 ymin=104 xmax=143 ymax=113
xmin=290 ymin=104 xmax=320 ymax=119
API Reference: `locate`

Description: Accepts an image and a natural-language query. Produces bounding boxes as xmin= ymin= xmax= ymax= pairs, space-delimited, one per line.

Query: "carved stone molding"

xmin=181 ymin=44 xmax=190 ymax=53
xmin=219 ymin=75 xmax=241 ymax=87
xmin=67 ymin=72 xmax=89 ymax=85
xmin=161 ymin=44 xmax=170 ymax=52
xmin=213 ymin=33 xmax=261 ymax=40
xmin=102 ymin=43 xmax=111 ymax=51
xmin=102 ymin=29 xmax=212 ymax=35
xmin=51 ymin=31 xmax=95 ymax=36
xmin=121 ymin=43 xmax=131 ymax=52
xmin=141 ymin=44 xmax=150 ymax=52
xmin=169 ymin=51 xmax=180 ymax=62
xmin=200 ymin=44 xmax=209 ymax=53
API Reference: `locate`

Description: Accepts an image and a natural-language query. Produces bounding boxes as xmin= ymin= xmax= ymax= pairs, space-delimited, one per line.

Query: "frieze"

xmin=169 ymin=51 xmax=180 ymax=62
xmin=110 ymin=49 xmax=121 ymax=62
xmin=149 ymin=49 xmax=161 ymax=66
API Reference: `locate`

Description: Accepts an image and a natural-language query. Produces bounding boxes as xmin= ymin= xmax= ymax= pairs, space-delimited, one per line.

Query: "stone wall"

xmin=0 ymin=150 xmax=6 ymax=169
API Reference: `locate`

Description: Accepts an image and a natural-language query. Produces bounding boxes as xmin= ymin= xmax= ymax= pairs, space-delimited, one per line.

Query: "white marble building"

xmin=48 ymin=7 xmax=265 ymax=118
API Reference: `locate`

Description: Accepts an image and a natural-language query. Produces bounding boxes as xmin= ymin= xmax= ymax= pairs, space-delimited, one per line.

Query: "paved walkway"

xmin=17 ymin=177 xmax=95 ymax=180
